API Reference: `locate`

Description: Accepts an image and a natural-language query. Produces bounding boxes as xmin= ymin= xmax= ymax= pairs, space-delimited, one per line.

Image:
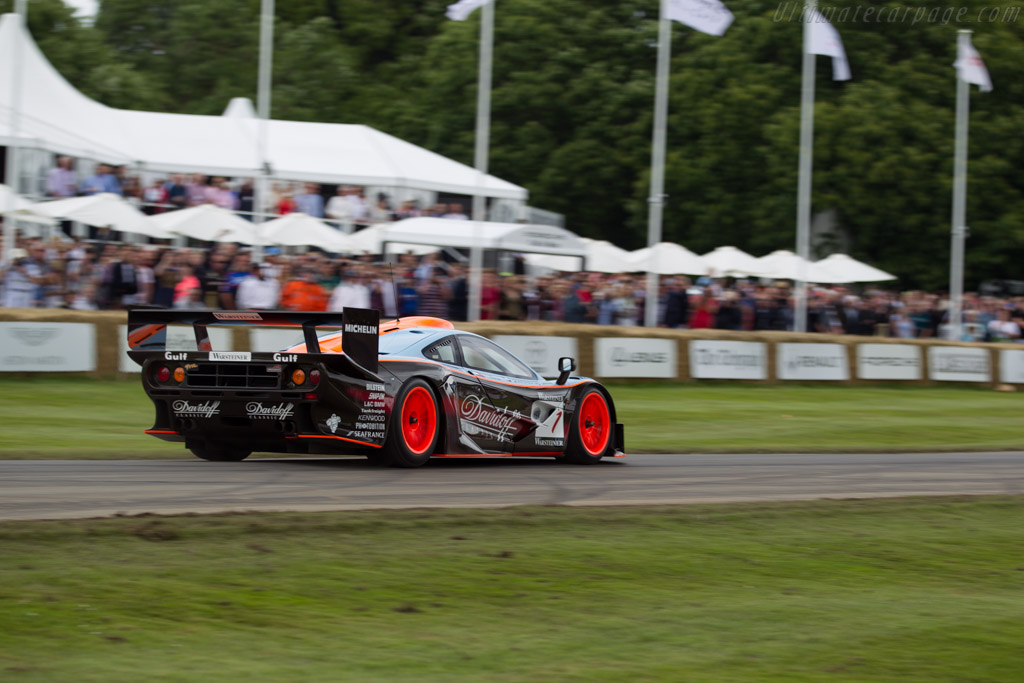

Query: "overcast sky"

xmin=63 ymin=0 xmax=98 ymax=19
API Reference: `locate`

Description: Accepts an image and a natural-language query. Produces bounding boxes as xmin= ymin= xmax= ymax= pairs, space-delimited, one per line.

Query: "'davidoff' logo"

xmin=460 ymin=395 xmax=524 ymax=443
xmin=172 ymin=400 xmax=220 ymax=418
xmin=246 ymin=402 xmax=296 ymax=420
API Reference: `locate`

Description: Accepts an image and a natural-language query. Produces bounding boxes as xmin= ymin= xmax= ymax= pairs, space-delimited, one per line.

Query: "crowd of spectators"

xmin=44 ymin=158 xmax=469 ymax=226
xmin=3 ymin=236 xmax=1022 ymax=343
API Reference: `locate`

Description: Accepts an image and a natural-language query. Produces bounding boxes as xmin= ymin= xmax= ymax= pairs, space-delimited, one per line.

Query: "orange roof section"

xmin=284 ymin=316 xmax=454 ymax=354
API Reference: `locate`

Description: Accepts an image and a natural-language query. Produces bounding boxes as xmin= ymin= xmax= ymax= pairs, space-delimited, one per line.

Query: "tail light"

xmin=309 ymin=369 xmax=321 ymax=386
xmin=173 ymin=366 xmax=186 ymax=383
xmin=291 ymin=368 xmax=306 ymax=385
xmin=155 ymin=365 xmax=170 ymax=383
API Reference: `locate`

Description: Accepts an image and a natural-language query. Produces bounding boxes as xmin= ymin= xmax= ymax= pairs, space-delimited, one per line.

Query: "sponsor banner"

xmin=0 ymin=322 xmax=96 ymax=372
xmin=594 ymin=338 xmax=676 ymax=378
xmin=999 ymin=349 xmax=1024 ymax=384
xmin=857 ymin=344 xmax=922 ymax=381
xmin=928 ymin=346 xmax=991 ymax=382
xmin=492 ymin=335 xmax=578 ymax=377
xmin=689 ymin=340 xmax=767 ymax=380
xmin=250 ymin=328 xmax=305 ymax=353
xmin=777 ymin=343 xmax=849 ymax=381
xmin=209 ymin=351 xmax=251 ymax=362
xmin=119 ymin=325 xmax=232 ymax=373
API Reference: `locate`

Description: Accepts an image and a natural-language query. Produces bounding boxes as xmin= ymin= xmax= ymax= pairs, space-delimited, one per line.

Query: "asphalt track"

xmin=2 ymin=452 xmax=1024 ymax=520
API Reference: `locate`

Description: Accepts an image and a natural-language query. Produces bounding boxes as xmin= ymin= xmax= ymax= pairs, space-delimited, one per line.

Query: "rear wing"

xmin=127 ymin=308 xmax=381 ymax=372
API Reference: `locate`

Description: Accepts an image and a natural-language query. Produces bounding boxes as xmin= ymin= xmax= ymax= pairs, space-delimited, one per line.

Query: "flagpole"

xmin=793 ymin=0 xmax=817 ymax=333
xmin=2 ymin=0 xmax=28 ymax=265
xmin=467 ymin=0 xmax=493 ymax=322
xmin=644 ymin=11 xmax=672 ymax=328
xmin=948 ymin=29 xmax=972 ymax=340
xmin=253 ymin=0 xmax=274 ymax=260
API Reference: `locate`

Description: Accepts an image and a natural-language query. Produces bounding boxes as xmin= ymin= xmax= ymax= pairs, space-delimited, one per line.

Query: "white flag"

xmin=955 ymin=36 xmax=993 ymax=92
xmin=446 ymin=0 xmax=490 ymax=21
xmin=808 ymin=10 xmax=851 ymax=81
xmin=663 ymin=0 xmax=734 ymax=37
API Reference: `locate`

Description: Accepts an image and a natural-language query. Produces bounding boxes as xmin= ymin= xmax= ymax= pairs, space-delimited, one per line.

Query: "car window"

xmin=424 ymin=336 xmax=459 ymax=365
xmin=458 ymin=336 xmax=536 ymax=379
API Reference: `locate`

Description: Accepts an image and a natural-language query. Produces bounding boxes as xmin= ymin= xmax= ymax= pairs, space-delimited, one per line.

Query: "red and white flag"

xmin=955 ymin=35 xmax=993 ymax=92
xmin=807 ymin=10 xmax=851 ymax=81
xmin=446 ymin=0 xmax=491 ymax=21
xmin=663 ymin=0 xmax=734 ymax=37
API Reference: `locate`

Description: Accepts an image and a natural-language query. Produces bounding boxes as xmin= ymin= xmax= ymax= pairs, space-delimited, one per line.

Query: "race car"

xmin=127 ymin=308 xmax=625 ymax=467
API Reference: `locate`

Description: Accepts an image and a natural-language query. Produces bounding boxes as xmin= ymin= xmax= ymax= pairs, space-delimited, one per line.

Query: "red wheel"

xmin=401 ymin=386 xmax=437 ymax=455
xmin=564 ymin=388 xmax=612 ymax=464
xmin=381 ymin=379 xmax=441 ymax=467
xmin=577 ymin=391 xmax=611 ymax=456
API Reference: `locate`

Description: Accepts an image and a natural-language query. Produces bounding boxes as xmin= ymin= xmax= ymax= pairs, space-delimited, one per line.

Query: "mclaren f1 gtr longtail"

xmin=127 ymin=308 xmax=625 ymax=467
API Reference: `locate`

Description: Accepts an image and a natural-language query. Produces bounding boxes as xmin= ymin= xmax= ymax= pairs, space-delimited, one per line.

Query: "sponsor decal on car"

xmin=272 ymin=353 xmax=298 ymax=362
xmin=172 ymin=400 xmax=221 ymax=418
xmin=460 ymin=395 xmax=525 ymax=444
xmin=164 ymin=351 xmax=189 ymax=361
xmin=209 ymin=351 xmax=252 ymax=362
xmin=347 ymin=382 xmax=386 ymax=440
xmin=344 ymin=323 xmax=378 ymax=334
xmin=326 ymin=413 xmax=341 ymax=433
xmin=213 ymin=312 xmax=263 ymax=321
xmin=246 ymin=402 xmax=296 ymax=420
xmin=530 ymin=396 xmax=566 ymax=447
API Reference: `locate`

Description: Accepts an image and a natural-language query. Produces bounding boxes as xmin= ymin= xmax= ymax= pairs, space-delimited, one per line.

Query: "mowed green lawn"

xmin=1 ymin=377 xmax=1023 ymax=457
xmin=2 ymin=498 xmax=1023 ymax=682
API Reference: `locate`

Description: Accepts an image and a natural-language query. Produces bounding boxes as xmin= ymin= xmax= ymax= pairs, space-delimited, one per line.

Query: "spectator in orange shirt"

xmin=279 ymin=267 xmax=328 ymax=311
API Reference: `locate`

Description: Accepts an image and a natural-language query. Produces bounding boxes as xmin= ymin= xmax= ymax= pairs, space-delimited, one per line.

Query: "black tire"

xmin=563 ymin=387 xmax=613 ymax=465
xmin=189 ymin=444 xmax=252 ymax=462
xmin=383 ymin=379 xmax=441 ymax=468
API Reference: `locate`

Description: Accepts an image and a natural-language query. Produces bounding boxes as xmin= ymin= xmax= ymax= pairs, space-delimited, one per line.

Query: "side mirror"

xmin=556 ymin=356 xmax=576 ymax=385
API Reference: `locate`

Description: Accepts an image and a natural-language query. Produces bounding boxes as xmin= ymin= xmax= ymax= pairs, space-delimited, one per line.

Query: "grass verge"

xmin=2 ymin=498 xmax=1023 ymax=681
xmin=1 ymin=377 xmax=1023 ymax=458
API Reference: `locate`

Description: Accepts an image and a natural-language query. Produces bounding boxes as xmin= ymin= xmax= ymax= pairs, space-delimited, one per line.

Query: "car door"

xmin=454 ymin=335 xmax=544 ymax=453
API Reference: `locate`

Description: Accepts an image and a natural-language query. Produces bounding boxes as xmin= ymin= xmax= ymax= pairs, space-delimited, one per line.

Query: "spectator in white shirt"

xmin=441 ymin=202 xmax=469 ymax=220
xmin=236 ymin=263 xmax=281 ymax=310
xmin=329 ymin=268 xmax=371 ymax=311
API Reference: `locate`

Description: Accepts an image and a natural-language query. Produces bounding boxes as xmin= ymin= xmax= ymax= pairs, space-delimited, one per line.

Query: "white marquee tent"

xmin=753 ymin=249 xmax=834 ymax=282
xmin=384 ymin=217 xmax=586 ymax=255
xmin=259 ymin=212 xmax=350 ymax=251
xmin=35 ymin=192 xmax=171 ymax=238
xmin=0 ymin=13 xmax=527 ymax=201
xmin=812 ymin=253 xmax=896 ymax=283
xmin=626 ymin=242 xmax=707 ymax=275
xmin=701 ymin=246 xmax=762 ymax=278
xmin=150 ymin=204 xmax=257 ymax=243
xmin=523 ymin=238 xmax=632 ymax=273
